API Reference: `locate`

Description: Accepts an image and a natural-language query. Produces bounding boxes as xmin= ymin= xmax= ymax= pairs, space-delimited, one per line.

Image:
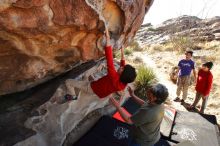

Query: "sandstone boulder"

xmin=0 ymin=0 xmax=153 ymax=95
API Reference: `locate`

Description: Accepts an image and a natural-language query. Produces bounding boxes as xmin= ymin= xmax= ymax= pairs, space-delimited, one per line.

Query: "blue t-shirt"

xmin=178 ymin=59 xmax=195 ymax=77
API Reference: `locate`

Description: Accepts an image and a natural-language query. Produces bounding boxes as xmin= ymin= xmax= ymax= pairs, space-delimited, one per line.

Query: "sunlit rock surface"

xmin=0 ymin=0 xmax=153 ymax=95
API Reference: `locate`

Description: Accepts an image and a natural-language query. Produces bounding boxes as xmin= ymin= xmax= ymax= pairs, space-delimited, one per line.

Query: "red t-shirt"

xmin=195 ymin=69 xmax=213 ymax=96
xmin=91 ymin=46 xmax=126 ymax=98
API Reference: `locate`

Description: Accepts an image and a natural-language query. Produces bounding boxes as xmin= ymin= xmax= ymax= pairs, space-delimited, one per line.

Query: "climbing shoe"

xmin=64 ymin=94 xmax=78 ymax=101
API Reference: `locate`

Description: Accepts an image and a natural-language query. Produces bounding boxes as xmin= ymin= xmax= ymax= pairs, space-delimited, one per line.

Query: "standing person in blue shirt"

xmin=174 ymin=51 xmax=196 ymax=104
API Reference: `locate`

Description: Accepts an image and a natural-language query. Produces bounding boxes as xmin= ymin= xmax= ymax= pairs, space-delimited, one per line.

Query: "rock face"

xmin=0 ymin=61 xmax=129 ymax=146
xmin=0 ymin=61 xmax=98 ymax=146
xmin=0 ymin=0 xmax=153 ymax=95
xmin=136 ymin=15 xmax=220 ymax=46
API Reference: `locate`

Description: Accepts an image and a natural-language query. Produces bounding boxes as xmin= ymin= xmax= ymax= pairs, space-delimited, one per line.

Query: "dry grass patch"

xmin=133 ymin=56 xmax=143 ymax=64
xmin=198 ymin=41 xmax=220 ymax=50
xmin=147 ymin=44 xmax=164 ymax=53
xmin=169 ymin=36 xmax=197 ymax=53
xmin=128 ymin=40 xmax=143 ymax=52
xmin=205 ymin=55 xmax=217 ymax=62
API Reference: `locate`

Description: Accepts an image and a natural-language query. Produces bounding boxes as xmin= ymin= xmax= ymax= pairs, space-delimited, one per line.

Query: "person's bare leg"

xmin=175 ymin=77 xmax=183 ymax=101
xmin=192 ymin=92 xmax=201 ymax=107
xmin=200 ymin=96 xmax=208 ymax=114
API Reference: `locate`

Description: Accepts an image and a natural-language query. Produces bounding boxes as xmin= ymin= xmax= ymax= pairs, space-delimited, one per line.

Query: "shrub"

xmin=169 ymin=36 xmax=196 ymax=53
xmin=205 ymin=55 xmax=216 ymax=62
xmin=135 ymin=66 xmax=157 ymax=99
xmin=147 ymin=27 xmax=156 ymax=31
xmin=114 ymin=47 xmax=133 ymax=59
xmin=124 ymin=47 xmax=133 ymax=55
xmin=199 ymin=41 xmax=220 ymax=50
xmin=150 ymin=44 xmax=164 ymax=52
xmin=161 ymin=42 xmax=175 ymax=51
xmin=114 ymin=40 xmax=142 ymax=58
xmin=113 ymin=50 xmax=121 ymax=59
xmin=128 ymin=40 xmax=143 ymax=52
xmin=133 ymin=56 xmax=143 ymax=64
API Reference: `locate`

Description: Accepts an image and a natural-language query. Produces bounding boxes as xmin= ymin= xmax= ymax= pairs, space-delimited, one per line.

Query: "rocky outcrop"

xmin=0 ymin=0 xmax=153 ymax=95
xmin=0 ymin=60 xmax=128 ymax=146
xmin=136 ymin=15 xmax=220 ymax=46
xmin=0 ymin=61 xmax=97 ymax=146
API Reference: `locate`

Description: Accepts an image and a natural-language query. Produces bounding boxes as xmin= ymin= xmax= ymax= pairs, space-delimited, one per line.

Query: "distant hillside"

xmin=136 ymin=15 xmax=220 ymax=46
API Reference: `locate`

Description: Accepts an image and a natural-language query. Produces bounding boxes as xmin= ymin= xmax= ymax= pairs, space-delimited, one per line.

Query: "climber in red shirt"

xmin=189 ymin=62 xmax=213 ymax=113
xmin=64 ymin=27 xmax=136 ymax=101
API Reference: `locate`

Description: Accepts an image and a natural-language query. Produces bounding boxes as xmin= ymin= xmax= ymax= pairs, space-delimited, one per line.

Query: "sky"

xmin=143 ymin=0 xmax=220 ymax=25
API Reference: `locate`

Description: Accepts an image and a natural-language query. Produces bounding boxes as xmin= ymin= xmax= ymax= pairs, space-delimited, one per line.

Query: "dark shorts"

xmin=129 ymin=139 xmax=141 ymax=146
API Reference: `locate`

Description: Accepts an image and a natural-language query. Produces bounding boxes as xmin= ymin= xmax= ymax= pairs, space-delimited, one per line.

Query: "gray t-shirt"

xmin=131 ymin=103 xmax=164 ymax=146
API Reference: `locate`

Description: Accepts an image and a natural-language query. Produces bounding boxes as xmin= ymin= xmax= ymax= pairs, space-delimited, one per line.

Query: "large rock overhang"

xmin=0 ymin=0 xmax=154 ymax=95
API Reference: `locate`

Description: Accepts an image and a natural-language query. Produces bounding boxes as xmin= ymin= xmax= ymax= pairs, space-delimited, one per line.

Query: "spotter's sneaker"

xmin=173 ymin=97 xmax=181 ymax=102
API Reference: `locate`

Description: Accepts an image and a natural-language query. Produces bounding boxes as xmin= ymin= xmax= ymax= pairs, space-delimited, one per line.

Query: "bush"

xmin=169 ymin=36 xmax=196 ymax=53
xmin=124 ymin=47 xmax=133 ymax=55
xmin=113 ymin=40 xmax=142 ymax=58
xmin=161 ymin=42 xmax=175 ymax=51
xmin=133 ymin=56 xmax=143 ymax=64
xmin=135 ymin=66 xmax=157 ymax=99
xmin=113 ymin=50 xmax=121 ymax=59
xmin=114 ymin=47 xmax=134 ymax=59
xmin=147 ymin=27 xmax=156 ymax=31
xmin=150 ymin=44 xmax=164 ymax=52
xmin=205 ymin=55 xmax=216 ymax=62
xmin=128 ymin=40 xmax=143 ymax=52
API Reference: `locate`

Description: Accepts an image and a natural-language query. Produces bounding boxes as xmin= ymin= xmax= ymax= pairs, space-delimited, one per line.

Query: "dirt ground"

xmin=127 ymin=49 xmax=220 ymax=124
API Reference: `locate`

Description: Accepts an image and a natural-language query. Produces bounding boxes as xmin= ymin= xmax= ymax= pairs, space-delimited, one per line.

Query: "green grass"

xmin=135 ymin=66 xmax=157 ymax=99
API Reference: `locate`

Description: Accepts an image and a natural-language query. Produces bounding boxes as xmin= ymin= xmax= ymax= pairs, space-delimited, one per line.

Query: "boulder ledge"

xmin=0 ymin=0 xmax=153 ymax=95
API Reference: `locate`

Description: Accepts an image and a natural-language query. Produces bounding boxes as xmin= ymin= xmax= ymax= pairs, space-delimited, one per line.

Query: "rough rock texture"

xmin=136 ymin=15 xmax=220 ymax=46
xmin=0 ymin=0 xmax=153 ymax=95
xmin=0 ymin=60 xmax=130 ymax=146
xmin=0 ymin=61 xmax=97 ymax=146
